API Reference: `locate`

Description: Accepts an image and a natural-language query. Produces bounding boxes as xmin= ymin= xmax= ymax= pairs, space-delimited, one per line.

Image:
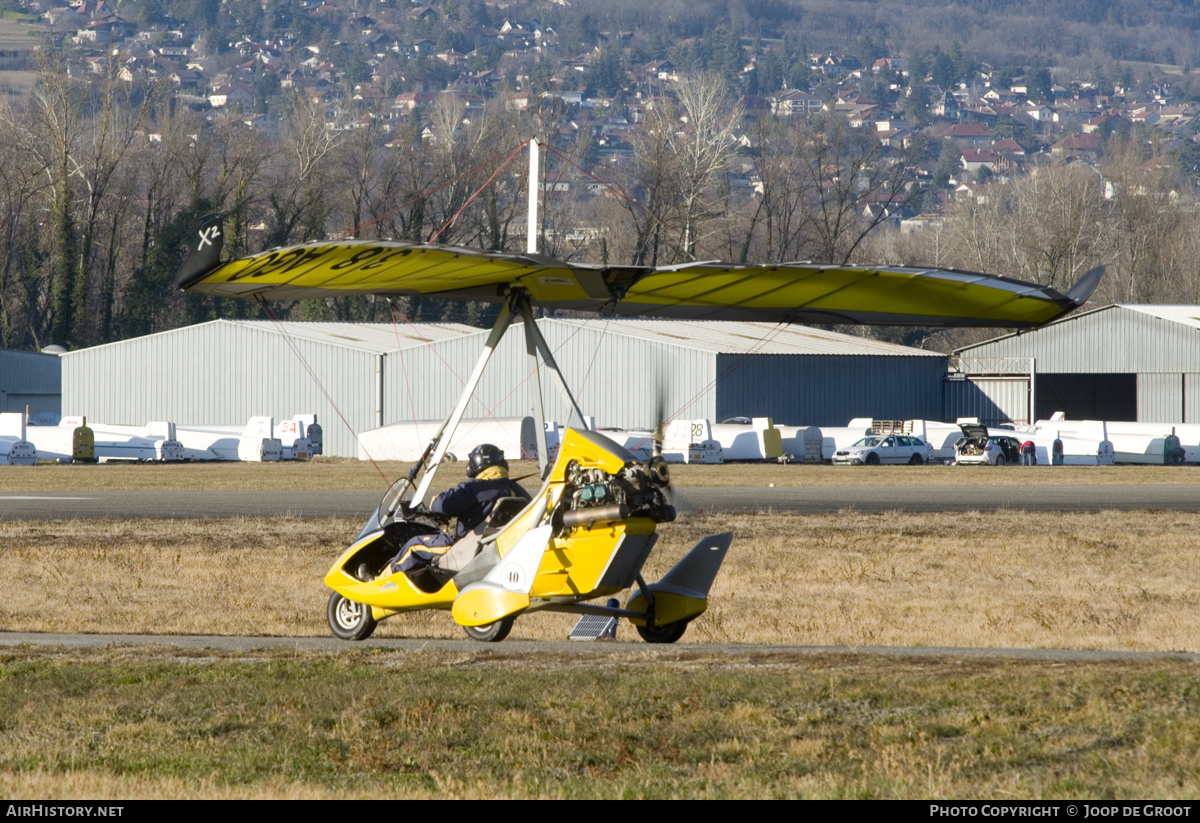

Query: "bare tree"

xmin=1100 ymin=135 xmax=1184 ymax=302
xmin=942 ymin=159 xmax=1105 ymax=292
xmin=1009 ymin=160 xmax=1106 ymax=291
xmin=750 ymin=113 xmax=916 ymax=265
xmin=0 ymin=103 xmax=49 ymax=349
xmin=265 ymin=88 xmax=349 ymax=247
xmin=21 ymin=48 xmax=86 ymax=347
xmin=672 ymin=72 xmax=741 ymax=259
xmin=68 ymin=72 xmax=164 ymax=344
xmin=625 ymin=94 xmax=683 ymax=266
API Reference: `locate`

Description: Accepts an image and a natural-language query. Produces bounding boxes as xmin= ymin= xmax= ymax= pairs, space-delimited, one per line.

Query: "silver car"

xmin=833 ymin=434 xmax=934 ymax=465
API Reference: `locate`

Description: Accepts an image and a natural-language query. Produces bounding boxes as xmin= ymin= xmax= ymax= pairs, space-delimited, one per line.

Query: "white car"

xmin=832 ymin=434 xmax=933 ymax=465
xmin=954 ymin=424 xmax=1024 ymax=466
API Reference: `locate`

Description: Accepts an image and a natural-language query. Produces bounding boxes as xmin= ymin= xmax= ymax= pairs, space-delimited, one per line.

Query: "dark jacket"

xmin=432 ymin=477 xmax=530 ymax=539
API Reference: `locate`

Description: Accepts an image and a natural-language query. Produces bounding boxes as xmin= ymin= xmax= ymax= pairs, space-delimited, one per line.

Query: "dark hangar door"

xmin=1034 ymin=373 xmax=1136 ymax=421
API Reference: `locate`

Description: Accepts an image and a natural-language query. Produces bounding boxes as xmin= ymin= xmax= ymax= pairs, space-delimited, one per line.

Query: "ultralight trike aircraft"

xmin=176 ymin=140 xmax=1102 ymax=643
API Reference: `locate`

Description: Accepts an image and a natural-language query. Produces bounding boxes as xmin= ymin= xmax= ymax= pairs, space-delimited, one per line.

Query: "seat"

xmin=434 ymin=496 xmax=529 ymax=574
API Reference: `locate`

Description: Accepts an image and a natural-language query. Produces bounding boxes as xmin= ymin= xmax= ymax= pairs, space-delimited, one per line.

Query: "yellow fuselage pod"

xmin=531 ymin=518 xmax=657 ymax=601
xmin=324 ymin=533 xmax=460 ymax=617
xmin=504 ymin=428 xmax=649 ymax=603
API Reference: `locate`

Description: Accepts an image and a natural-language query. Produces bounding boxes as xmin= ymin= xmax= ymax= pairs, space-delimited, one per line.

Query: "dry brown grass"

xmin=672 ymin=510 xmax=1200 ymax=652
xmin=3 ymin=510 xmax=1199 ymax=651
xmin=3 ymin=459 xmax=1200 ymax=492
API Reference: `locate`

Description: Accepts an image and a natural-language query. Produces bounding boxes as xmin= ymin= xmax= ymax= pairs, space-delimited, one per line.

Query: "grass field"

xmin=4 ymin=461 xmax=1200 ymax=797
xmin=0 ymin=17 xmax=45 ymax=48
xmin=2 ymin=647 xmax=1198 ymax=799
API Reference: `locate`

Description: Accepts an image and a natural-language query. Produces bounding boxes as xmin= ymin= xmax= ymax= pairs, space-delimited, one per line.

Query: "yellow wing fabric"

xmin=176 ymin=240 xmax=602 ymax=303
xmin=609 ymin=262 xmax=1090 ymax=327
xmin=177 ymin=231 xmax=1098 ymax=328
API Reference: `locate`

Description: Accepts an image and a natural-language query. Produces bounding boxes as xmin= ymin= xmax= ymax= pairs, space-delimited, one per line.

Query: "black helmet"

xmin=467 ymin=443 xmax=508 ymax=478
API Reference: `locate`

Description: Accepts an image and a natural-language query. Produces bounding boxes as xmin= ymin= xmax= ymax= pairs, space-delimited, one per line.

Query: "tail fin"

xmin=242 ymin=416 xmax=275 ymax=438
xmin=627 ymin=532 xmax=732 ymax=627
xmin=655 ymin=532 xmax=732 ymax=599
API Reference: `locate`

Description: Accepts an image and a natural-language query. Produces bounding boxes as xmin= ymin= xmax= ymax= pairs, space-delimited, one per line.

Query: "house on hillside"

xmin=1051 ymin=132 xmax=1101 ymax=162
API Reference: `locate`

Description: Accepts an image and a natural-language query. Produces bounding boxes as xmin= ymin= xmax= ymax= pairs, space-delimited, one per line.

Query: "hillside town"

xmin=1 ymin=0 xmax=1200 ymax=351
xmin=18 ymin=0 xmax=1199 ymax=182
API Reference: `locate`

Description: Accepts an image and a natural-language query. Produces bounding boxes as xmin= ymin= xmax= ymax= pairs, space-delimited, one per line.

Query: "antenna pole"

xmin=527 ymin=138 xmax=539 ymax=255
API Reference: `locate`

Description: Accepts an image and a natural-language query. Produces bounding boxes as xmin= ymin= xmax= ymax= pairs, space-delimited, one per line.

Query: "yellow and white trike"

xmin=325 ymin=426 xmax=731 ymax=643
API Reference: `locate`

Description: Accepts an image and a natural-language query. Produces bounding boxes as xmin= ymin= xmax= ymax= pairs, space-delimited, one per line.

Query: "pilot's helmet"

xmin=467 ymin=443 xmax=508 ymax=478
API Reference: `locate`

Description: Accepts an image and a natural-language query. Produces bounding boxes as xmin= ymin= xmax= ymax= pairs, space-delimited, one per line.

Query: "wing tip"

xmin=173 ymin=217 xmax=225 ymax=291
xmin=1063 ymin=265 xmax=1105 ymax=308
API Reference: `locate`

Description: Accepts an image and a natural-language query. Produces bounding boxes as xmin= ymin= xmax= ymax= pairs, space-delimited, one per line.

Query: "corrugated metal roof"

xmin=549 ymin=318 xmax=944 ymax=357
xmin=952 ymin=303 xmax=1200 ymax=376
xmin=1119 ymin=304 xmax=1200 ymax=330
xmin=221 ymin=320 xmax=484 ymax=353
xmin=956 ymin=303 xmax=1200 ymax=355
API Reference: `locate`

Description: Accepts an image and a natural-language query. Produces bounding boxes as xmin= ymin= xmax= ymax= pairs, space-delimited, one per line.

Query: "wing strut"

xmin=521 ymin=297 xmax=551 ymax=478
xmin=411 ymin=298 xmax=516 ymax=505
xmin=516 ymin=295 xmax=587 ymax=438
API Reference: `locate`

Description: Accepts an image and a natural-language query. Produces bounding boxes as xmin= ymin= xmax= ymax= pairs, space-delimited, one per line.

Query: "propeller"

xmin=652 ymin=381 xmax=666 ymax=461
xmin=647 ymin=375 xmax=687 ymax=515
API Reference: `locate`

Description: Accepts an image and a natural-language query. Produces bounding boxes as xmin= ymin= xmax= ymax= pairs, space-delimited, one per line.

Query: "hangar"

xmin=954 ymin=304 xmax=1200 ymax=424
xmin=0 ymin=349 xmax=61 ymax=417
xmin=60 ymin=318 xmax=948 ymax=457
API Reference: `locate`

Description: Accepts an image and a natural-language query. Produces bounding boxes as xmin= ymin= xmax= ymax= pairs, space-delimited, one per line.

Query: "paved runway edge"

xmin=3 ymin=486 xmax=1200 ymax=519
xmin=2 ymin=631 xmax=1197 ymax=661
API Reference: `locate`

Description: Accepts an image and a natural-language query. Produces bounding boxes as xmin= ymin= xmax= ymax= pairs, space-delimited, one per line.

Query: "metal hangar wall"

xmin=0 ymin=350 xmax=61 ymax=417
xmin=60 ymin=319 xmax=950 ymax=457
xmin=955 ymin=304 xmax=1200 ymax=423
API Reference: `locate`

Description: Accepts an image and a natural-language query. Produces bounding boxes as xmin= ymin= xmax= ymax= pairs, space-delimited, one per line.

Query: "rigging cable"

xmin=427 ymin=139 xmax=530 ymax=243
xmin=256 ymin=297 xmax=390 ymax=485
xmin=542 ymin=142 xmax=720 ymax=261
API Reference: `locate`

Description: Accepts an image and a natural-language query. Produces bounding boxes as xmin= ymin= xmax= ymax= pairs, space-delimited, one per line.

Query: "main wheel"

xmin=327 ymin=592 xmax=377 ymax=641
xmin=908 ymin=453 xmax=924 ymax=465
xmin=864 ymin=452 xmax=881 ymax=466
xmin=462 ymin=617 xmax=514 ymax=642
xmin=636 ymin=620 xmax=688 ymax=644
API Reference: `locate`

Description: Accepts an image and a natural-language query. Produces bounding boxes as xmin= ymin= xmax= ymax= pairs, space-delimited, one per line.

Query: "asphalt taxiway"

xmin=1 ymin=484 xmax=1198 ymax=519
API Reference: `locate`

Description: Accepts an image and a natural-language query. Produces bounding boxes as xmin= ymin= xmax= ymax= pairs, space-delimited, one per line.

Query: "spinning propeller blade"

xmin=647 ymin=376 xmax=689 ymax=513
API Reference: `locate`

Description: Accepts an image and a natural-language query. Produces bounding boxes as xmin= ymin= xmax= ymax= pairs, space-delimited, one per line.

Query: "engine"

xmin=556 ymin=458 xmax=676 ymax=529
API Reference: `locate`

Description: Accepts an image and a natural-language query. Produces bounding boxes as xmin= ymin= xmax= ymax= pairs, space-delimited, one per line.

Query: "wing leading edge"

xmin=176 ymin=222 xmax=1102 ymax=328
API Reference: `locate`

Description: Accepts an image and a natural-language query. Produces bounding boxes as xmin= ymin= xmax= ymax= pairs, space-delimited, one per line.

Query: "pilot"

xmin=390 ymin=443 xmax=530 ymax=574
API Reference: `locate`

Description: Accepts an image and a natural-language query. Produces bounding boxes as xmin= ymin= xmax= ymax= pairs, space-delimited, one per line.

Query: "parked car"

xmin=954 ymin=424 xmax=1024 ymax=466
xmin=832 ymin=434 xmax=933 ymax=465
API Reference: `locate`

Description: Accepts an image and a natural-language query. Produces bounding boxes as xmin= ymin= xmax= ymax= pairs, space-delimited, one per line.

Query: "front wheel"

xmin=636 ymin=620 xmax=688 ymax=644
xmin=462 ymin=617 xmax=514 ymax=642
xmin=327 ymin=592 xmax=377 ymax=641
xmin=864 ymin=452 xmax=881 ymax=466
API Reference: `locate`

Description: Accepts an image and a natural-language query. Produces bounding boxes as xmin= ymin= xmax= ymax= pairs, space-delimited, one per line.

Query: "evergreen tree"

xmin=1028 ymin=57 xmax=1054 ymax=102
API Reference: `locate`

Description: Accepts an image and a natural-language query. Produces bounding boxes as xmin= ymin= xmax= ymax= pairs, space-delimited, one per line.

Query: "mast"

xmin=527 ymin=137 xmax=539 ymax=255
